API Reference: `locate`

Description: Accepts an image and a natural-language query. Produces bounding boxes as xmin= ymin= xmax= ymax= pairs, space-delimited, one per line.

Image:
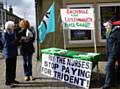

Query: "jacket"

xmin=106 ymin=26 xmax=120 ymax=61
xmin=17 ymin=28 xmax=35 ymax=55
xmin=2 ymin=30 xmax=17 ymax=59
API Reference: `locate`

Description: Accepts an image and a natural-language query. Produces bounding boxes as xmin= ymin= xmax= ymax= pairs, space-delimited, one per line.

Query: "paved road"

xmin=0 ymin=54 xmax=119 ymax=89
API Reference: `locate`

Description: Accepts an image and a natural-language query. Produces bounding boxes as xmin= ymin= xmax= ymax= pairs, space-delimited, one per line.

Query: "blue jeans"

xmin=22 ymin=53 xmax=33 ymax=76
xmin=104 ymin=58 xmax=116 ymax=87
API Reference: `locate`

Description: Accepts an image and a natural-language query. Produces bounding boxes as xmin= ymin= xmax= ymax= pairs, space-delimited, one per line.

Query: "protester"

xmin=103 ymin=21 xmax=120 ymax=89
xmin=2 ymin=21 xmax=19 ymax=85
xmin=116 ymin=58 xmax=120 ymax=84
xmin=18 ymin=19 xmax=35 ymax=81
xmin=112 ymin=21 xmax=120 ymax=84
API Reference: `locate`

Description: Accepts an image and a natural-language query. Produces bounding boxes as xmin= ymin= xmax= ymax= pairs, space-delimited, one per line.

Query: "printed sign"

xmin=41 ymin=54 xmax=92 ymax=89
xmin=60 ymin=8 xmax=95 ymax=30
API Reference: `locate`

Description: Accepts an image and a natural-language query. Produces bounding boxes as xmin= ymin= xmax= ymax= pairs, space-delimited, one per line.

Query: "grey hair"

xmin=5 ymin=21 xmax=15 ymax=30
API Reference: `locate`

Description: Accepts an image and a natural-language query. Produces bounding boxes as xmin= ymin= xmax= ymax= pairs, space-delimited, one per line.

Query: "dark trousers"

xmin=22 ymin=53 xmax=33 ymax=76
xmin=5 ymin=57 xmax=17 ymax=83
xmin=116 ymin=65 xmax=120 ymax=83
xmin=104 ymin=58 xmax=116 ymax=87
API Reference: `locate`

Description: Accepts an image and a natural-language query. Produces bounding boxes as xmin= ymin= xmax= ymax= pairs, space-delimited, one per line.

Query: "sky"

xmin=3 ymin=0 xmax=36 ymax=27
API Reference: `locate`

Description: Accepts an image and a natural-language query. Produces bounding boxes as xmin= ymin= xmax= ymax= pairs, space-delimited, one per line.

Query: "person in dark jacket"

xmin=112 ymin=21 xmax=120 ymax=84
xmin=103 ymin=21 xmax=120 ymax=89
xmin=2 ymin=21 xmax=19 ymax=86
xmin=18 ymin=19 xmax=35 ymax=81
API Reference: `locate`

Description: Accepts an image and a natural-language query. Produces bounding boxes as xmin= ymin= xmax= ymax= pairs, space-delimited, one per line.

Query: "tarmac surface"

xmin=0 ymin=53 xmax=120 ymax=89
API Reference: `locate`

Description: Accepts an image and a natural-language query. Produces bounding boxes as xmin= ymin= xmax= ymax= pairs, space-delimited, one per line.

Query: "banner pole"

xmin=92 ymin=7 xmax=97 ymax=53
xmin=63 ymin=29 xmax=66 ymax=49
xmin=92 ymin=3 xmax=99 ymax=80
xmin=35 ymin=0 xmax=40 ymax=61
xmin=93 ymin=29 xmax=97 ymax=53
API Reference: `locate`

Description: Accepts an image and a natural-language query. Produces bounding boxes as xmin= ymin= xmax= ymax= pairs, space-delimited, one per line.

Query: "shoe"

xmin=24 ymin=76 xmax=29 ymax=81
xmin=29 ymin=76 xmax=33 ymax=80
xmin=5 ymin=82 xmax=11 ymax=86
xmin=103 ymin=85 xmax=110 ymax=89
xmin=118 ymin=81 xmax=120 ymax=84
xmin=11 ymin=80 xmax=19 ymax=84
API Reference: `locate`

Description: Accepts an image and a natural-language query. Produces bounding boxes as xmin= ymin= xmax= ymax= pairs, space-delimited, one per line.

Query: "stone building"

xmin=35 ymin=0 xmax=120 ymax=54
xmin=0 ymin=1 xmax=22 ymax=29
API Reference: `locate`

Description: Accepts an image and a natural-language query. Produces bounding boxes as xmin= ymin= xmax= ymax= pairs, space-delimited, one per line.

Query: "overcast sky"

xmin=3 ymin=0 xmax=36 ymax=27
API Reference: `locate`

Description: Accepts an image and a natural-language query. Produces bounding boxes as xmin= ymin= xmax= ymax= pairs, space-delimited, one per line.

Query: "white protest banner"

xmin=60 ymin=8 xmax=95 ymax=30
xmin=41 ymin=54 xmax=92 ymax=89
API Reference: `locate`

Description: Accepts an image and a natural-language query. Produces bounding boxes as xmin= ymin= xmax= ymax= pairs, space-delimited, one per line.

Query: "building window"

xmin=66 ymin=4 xmax=93 ymax=44
xmin=0 ymin=9 xmax=1 ymax=26
xmin=0 ymin=10 xmax=1 ymax=20
xmin=70 ymin=30 xmax=91 ymax=40
xmin=0 ymin=9 xmax=4 ymax=28
xmin=98 ymin=3 xmax=120 ymax=41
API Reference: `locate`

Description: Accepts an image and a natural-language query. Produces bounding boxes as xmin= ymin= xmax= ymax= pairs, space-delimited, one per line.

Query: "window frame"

xmin=0 ymin=9 xmax=4 ymax=28
xmin=98 ymin=3 xmax=120 ymax=42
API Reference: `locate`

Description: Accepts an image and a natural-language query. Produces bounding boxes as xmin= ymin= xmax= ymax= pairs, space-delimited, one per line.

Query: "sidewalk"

xmin=0 ymin=54 xmax=119 ymax=89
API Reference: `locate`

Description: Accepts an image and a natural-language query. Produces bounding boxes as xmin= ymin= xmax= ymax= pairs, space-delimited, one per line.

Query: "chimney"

xmin=9 ymin=5 xmax=13 ymax=13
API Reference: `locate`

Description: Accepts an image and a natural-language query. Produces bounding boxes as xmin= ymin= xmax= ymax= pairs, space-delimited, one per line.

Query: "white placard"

xmin=41 ymin=54 xmax=92 ymax=89
xmin=60 ymin=8 xmax=95 ymax=30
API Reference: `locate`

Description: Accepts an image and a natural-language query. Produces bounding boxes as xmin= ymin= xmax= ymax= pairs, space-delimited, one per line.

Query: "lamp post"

xmin=0 ymin=0 xmax=4 ymax=29
xmin=35 ymin=0 xmax=40 ymax=60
